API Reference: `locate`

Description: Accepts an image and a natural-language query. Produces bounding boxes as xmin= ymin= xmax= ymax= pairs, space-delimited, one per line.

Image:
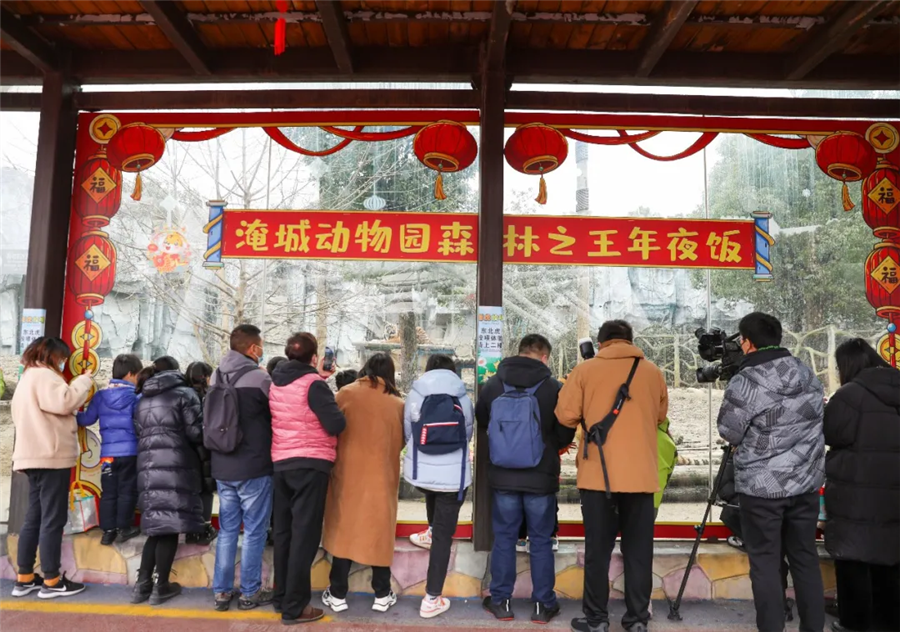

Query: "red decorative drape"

xmin=558 ymin=129 xmax=661 ymax=145
xmin=320 ymin=126 xmax=422 ymax=141
xmin=745 ymin=133 xmax=810 ymax=149
xmin=620 ymin=130 xmax=719 ymax=162
xmin=171 ymin=128 xmax=235 ymax=142
xmin=264 ymin=126 xmax=361 ymax=156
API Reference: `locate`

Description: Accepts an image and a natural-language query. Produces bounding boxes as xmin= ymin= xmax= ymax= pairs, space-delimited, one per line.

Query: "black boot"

xmin=131 ymin=577 xmax=153 ymax=604
xmin=149 ymin=581 xmax=182 ymax=606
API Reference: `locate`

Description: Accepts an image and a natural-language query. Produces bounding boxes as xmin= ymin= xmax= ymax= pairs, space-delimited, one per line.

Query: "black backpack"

xmin=580 ymin=358 xmax=640 ymax=498
xmin=203 ymin=366 xmax=256 ymax=454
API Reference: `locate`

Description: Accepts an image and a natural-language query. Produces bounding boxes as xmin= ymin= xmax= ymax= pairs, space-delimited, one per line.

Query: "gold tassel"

xmin=841 ymin=182 xmax=854 ymax=212
xmin=535 ymin=174 xmax=548 ymax=205
xmin=131 ymin=173 xmax=143 ymax=202
xmin=434 ymin=172 xmax=447 ymax=201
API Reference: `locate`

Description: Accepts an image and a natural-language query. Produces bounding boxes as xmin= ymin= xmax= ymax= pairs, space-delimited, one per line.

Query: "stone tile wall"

xmin=0 ymin=532 xmax=836 ymax=601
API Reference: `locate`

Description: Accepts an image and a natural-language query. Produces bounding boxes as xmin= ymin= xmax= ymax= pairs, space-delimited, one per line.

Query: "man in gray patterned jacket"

xmin=717 ymin=312 xmax=825 ymax=632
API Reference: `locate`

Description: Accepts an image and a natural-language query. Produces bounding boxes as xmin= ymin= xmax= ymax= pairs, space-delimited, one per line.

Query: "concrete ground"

xmin=0 ymin=581 xmax=828 ymax=632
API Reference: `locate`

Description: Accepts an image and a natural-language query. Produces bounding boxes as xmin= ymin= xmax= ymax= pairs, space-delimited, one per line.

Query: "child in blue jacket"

xmin=77 ymin=354 xmax=143 ymax=545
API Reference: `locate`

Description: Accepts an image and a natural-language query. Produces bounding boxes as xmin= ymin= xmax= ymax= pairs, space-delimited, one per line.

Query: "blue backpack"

xmin=411 ymin=394 xmax=468 ymax=500
xmin=488 ymin=379 xmax=546 ymax=469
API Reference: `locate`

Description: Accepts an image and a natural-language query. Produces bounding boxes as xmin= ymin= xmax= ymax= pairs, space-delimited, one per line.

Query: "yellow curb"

xmin=0 ymin=600 xmax=333 ymax=623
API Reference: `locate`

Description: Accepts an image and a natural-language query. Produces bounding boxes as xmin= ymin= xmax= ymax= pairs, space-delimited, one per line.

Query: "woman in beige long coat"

xmin=322 ymin=353 xmax=405 ymax=614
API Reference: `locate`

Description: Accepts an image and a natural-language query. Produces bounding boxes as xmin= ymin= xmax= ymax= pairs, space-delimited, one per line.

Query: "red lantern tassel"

xmin=535 ymin=174 xmax=548 ymax=205
xmin=434 ymin=172 xmax=447 ymax=201
xmin=131 ymin=173 xmax=143 ymax=202
xmin=275 ymin=0 xmax=288 ymax=55
xmin=841 ymin=182 xmax=854 ymax=212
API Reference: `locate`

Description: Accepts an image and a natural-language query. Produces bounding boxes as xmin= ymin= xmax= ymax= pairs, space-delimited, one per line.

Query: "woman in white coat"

xmin=403 ymin=355 xmax=474 ymax=619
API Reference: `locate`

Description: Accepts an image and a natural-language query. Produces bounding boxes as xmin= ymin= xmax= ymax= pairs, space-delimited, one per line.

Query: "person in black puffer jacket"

xmin=132 ymin=366 xmax=204 ymax=607
xmin=824 ymin=338 xmax=900 ymax=632
xmin=184 ymin=361 xmax=218 ymax=546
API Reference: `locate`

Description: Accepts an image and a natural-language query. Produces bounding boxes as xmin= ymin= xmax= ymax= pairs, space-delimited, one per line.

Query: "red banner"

xmin=217 ymin=210 xmax=756 ymax=269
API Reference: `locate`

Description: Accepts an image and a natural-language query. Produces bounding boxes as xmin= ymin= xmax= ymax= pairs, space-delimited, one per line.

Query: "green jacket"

xmin=655 ymin=418 xmax=677 ymax=509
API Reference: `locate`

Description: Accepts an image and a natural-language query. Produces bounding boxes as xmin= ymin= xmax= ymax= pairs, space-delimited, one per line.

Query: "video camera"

xmin=694 ymin=328 xmax=743 ymax=383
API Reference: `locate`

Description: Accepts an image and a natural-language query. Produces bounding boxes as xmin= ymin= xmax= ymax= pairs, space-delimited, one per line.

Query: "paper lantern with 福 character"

xmin=865 ymin=241 xmax=900 ymax=321
xmin=68 ymin=230 xmax=117 ymax=308
xmin=815 ymin=131 xmax=877 ymax=212
xmin=862 ymin=158 xmax=900 ymax=240
xmin=106 ymin=123 xmax=166 ymax=202
xmin=504 ymin=123 xmax=568 ymax=204
xmin=74 ymin=149 xmax=122 ymax=228
xmin=413 ymin=121 xmax=478 ymax=200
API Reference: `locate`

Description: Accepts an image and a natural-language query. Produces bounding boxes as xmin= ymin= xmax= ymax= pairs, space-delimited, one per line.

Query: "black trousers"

xmin=834 ymin=559 xmax=900 ymax=632
xmin=273 ymin=468 xmax=329 ymax=620
xmin=740 ymin=493 xmax=825 ymax=632
xmin=99 ymin=456 xmax=138 ymax=531
xmin=421 ymin=489 xmax=466 ymax=597
xmin=138 ymin=534 xmax=178 ymax=583
xmin=200 ymin=491 xmax=214 ymax=524
xmin=581 ymin=491 xmax=654 ymax=629
xmin=17 ymin=469 xmax=70 ymax=580
xmin=329 ymin=556 xmax=392 ymax=599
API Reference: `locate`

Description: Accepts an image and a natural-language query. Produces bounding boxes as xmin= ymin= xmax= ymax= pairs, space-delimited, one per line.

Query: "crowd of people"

xmin=8 ymin=312 xmax=899 ymax=632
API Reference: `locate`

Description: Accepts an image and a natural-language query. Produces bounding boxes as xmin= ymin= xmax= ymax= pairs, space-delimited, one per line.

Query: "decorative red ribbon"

xmin=745 ymin=133 xmax=810 ymax=149
xmin=321 ymin=125 xmax=422 ymax=142
xmin=275 ymin=0 xmax=288 ymax=56
xmin=171 ymin=128 xmax=234 ymax=142
xmin=264 ymin=126 xmax=361 ymax=156
xmin=621 ymin=130 xmax=719 ymax=162
xmin=558 ymin=129 xmax=662 ymax=145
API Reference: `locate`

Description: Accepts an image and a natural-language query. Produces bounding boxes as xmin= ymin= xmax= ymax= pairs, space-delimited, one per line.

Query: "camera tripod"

xmin=667 ymin=444 xmax=733 ymax=622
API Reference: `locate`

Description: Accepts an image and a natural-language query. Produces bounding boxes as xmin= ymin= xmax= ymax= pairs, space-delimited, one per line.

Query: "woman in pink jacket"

xmin=268 ymin=332 xmax=346 ymax=626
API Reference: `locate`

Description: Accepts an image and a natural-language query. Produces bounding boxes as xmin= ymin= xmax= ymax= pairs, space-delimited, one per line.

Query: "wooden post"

xmin=473 ymin=68 xmax=506 ymax=552
xmin=9 ymin=72 xmax=79 ymax=534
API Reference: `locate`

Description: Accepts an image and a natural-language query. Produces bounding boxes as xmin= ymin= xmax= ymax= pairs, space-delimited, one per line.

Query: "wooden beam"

xmin=785 ymin=0 xmax=891 ymax=81
xmin=635 ymin=0 xmax=698 ymax=77
xmin=316 ymin=0 xmax=354 ymax=74
xmin=2 ymin=47 xmax=898 ymax=89
xmin=0 ymin=91 xmax=42 ymax=111
xmin=139 ymin=0 xmax=211 ymax=75
xmin=484 ymin=0 xmax=513 ymax=72
xmin=0 ymin=7 xmax=57 ymax=73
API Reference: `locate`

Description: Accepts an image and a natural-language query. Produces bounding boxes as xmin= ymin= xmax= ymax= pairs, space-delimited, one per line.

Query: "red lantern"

xmin=413 ymin=121 xmax=478 ymax=201
xmin=505 ymin=123 xmax=569 ymax=204
xmin=68 ymin=230 xmax=117 ymax=307
xmin=74 ymin=149 xmax=122 ymax=228
xmin=815 ymin=131 xmax=877 ymax=212
xmin=865 ymin=241 xmax=900 ymax=321
xmin=106 ymin=122 xmax=166 ymax=202
xmin=862 ymin=158 xmax=900 ymax=241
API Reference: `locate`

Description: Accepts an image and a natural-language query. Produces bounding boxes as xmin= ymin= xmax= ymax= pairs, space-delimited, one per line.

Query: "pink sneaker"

xmin=409 ymin=527 xmax=433 ymax=550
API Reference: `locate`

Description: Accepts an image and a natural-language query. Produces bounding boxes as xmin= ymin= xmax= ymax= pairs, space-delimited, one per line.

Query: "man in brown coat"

xmin=555 ymin=320 xmax=668 ymax=632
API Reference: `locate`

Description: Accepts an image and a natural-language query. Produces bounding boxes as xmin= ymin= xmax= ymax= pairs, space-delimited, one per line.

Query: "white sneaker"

xmin=372 ymin=590 xmax=398 ymax=613
xmin=420 ymin=594 xmax=450 ymax=619
xmin=551 ymin=537 xmax=559 ymax=552
xmin=322 ymin=587 xmax=348 ymax=613
xmin=516 ymin=538 xmax=528 ymax=553
xmin=409 ymin=527 xmax=433 ymax=550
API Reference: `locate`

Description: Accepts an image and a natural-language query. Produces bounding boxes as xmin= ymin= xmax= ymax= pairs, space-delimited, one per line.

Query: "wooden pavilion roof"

xmin=1 ymin=0 xmax=898 ymax=88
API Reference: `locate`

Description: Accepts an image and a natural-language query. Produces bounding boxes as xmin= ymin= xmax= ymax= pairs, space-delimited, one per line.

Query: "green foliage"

xmin=700 ymin=134 xmax=880 ymax=331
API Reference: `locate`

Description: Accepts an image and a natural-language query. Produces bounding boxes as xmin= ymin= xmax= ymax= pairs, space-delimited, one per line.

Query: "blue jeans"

xmin=490 ymin=490 xmax=557 ymax=608
xmin=213 ymin=475 xmax=273 ymax=596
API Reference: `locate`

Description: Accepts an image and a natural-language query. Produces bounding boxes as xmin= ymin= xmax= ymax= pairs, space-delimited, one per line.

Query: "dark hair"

xmin=285 ymin=332 xmax=317 ymax=364
xmin=739 ymin=312 xmax=782 ymax=349
xmin=835 ymin=338 xmax=891 ymax=385
xmin=135 ymin=366 xmax=157 ymax=394
xmin=112 ymin=353 xmax=143 ymax=380
xmin=597 ymin=320 xmax=633 ymax=344
xmin=335 ymin=369 xmax=359 ymax=390
xmin=359 ymin=353 xmax=400 ymax=397
xmin=426 ymin=354 xmax=456 ymax=373
xmin=231 ymin=324 xmax=262 ymax=354
xmin=266 ymin=356 xmax=286 ymax=376
xmin=185 ymin=361 xmax=213 ymax=400
xmin=518 ymin=334 xmax=552 ymax=357
xmin=22 ymin=337 xmax=70 ymax=371
xmin=153 ymin=355 xmax=180 ymax=372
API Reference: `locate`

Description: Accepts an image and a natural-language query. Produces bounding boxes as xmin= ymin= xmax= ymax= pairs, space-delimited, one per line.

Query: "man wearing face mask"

xmin=476 ymin=334 xmax=575 ymax=625
xmin=209 ymin=324 xmax=275 ymax=612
